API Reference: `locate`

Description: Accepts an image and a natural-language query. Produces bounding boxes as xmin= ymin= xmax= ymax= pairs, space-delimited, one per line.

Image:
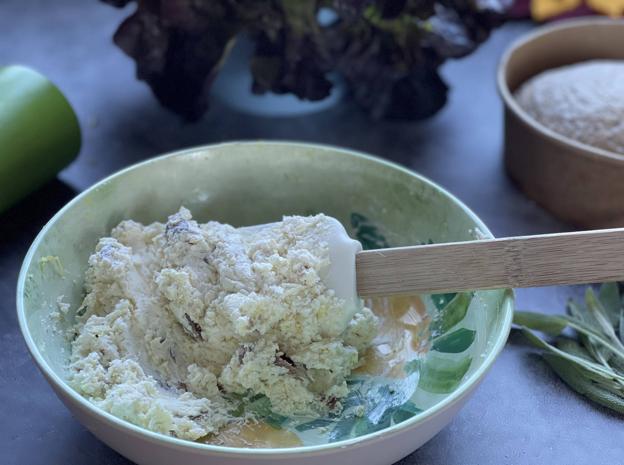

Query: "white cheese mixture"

xmin=515 ymin=60 xmax=624 ymax=155
xmin=68 ymin=209 xmax=377 ymax=441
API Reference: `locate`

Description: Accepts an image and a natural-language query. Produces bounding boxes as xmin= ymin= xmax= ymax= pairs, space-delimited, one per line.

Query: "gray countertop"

xmin=1 ymin=2 xmax=621 ymax=464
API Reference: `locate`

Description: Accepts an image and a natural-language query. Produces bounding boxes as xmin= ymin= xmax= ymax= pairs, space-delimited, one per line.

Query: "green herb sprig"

xmin=514 ymin=282 xmax=624 ymax=414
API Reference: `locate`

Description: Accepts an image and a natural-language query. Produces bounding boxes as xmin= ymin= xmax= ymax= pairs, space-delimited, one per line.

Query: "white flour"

xmin=515 ymin=60 xmax=624 ymax=155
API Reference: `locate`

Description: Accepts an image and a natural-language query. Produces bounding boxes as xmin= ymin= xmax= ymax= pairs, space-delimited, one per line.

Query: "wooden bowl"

xmin=498 ymin=18 xmax=624 ymax=229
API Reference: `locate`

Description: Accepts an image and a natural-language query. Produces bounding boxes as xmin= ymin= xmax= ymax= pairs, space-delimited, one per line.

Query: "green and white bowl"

xmin=17 ymin=141 xmax=513 ymax=465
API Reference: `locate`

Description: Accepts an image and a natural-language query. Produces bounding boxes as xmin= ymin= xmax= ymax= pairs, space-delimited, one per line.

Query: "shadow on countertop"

xmin=0 ymin=178 xmax=76 ymax=311
xmin=0 ymin=178 xmax=77 ymax=248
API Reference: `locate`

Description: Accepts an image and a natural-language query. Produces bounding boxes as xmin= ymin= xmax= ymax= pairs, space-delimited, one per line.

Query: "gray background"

xmin=0 ymin=2 xmax=621 ymax=464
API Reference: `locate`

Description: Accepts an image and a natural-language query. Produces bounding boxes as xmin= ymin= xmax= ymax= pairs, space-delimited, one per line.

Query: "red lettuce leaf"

xmin=102 ymin=0 xmax=511 ymax=121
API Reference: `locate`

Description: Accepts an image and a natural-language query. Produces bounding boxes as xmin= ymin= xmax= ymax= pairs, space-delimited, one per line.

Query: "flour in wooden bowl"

xmin=515 ymin=60 xmax=624 ymax=155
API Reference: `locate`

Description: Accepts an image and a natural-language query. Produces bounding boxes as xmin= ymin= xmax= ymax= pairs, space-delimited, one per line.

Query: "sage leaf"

xmin=516 ymin=327 xmax=624 ymax=387
xmin=579 ymin=330 xmax=612 ymax=371
xmin=586 ymin=288 xmax=624 ymax=352
xmin=517 ymin=311 xmax=624 ymax=361
xmin=611 ymin=352 xmax=624 ymax=373
xmin=553 ymin=338 xmax=624 ymax=394
xmin=555 ymin=338 xmax=593 ymax=362
xmin=598 ymin=282 xmax=621 ymax=326
xmin=430 ymin=292 xmax=473 ymax=335
xmin=517 ymin=306 xmax=614 ymax=366
xmin=568 ymin=319 xmax=624 ymax=361
xmin=514 ymin=282 xmax=624 ymax=416
xmin=431 ymin=328 xmax=476 ymax=353
xmin=567 ymin=299 xmax=599 ymax=332
xmin=418 ymin=353 xmax=472 ymax=394
xmin=513 ymin=311 xmax=568 ymax=335
xmin=542 ymin=353 xmax=624 ymax=414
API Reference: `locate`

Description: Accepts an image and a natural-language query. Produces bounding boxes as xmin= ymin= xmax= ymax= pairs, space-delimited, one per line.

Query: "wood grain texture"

xmin=356 ymin=229 xmax=624 ymax=296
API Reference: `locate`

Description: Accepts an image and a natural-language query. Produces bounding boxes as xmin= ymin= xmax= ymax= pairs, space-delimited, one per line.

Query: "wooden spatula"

xmin=356 ymin=229 xmax=624 ymax=297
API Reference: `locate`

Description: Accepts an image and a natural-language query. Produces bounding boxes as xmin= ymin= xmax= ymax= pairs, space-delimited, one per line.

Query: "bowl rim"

xmin=497 ymin=16 xmax=624 ymax=164
xmin=17 ymin=140 xmax=514 ymax=456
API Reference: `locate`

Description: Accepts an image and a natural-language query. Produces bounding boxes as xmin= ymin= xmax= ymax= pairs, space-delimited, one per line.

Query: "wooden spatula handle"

xmin=356 ymin=228 xmax=624 ymax=297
